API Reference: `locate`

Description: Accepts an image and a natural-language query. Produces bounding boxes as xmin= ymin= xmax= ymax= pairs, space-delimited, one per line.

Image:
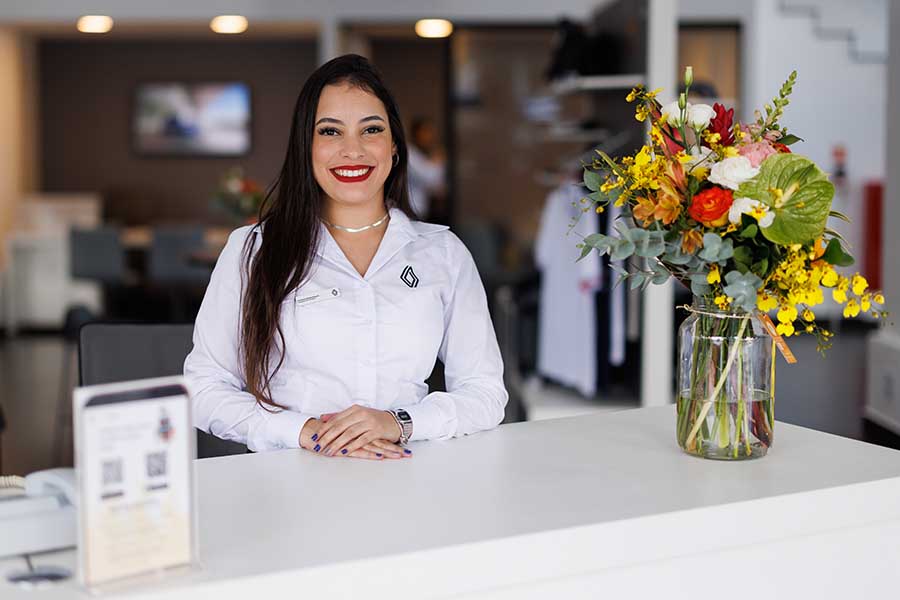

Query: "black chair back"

xmin=148 ymin=227 xmax=211 ymax=285
xmin=70 ymin=227 xmax=125 ymax=284
xmin=78 ymin=323 xmax=248 ymax=459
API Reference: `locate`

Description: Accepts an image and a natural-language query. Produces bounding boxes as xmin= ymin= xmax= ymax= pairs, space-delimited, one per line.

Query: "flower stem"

xmin=685 ymin=315 xmax=750 ymax=447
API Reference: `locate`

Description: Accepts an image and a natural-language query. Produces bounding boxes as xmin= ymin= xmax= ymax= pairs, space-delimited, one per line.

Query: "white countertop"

xmin=5 ymin=405 xmax=900 ymax=598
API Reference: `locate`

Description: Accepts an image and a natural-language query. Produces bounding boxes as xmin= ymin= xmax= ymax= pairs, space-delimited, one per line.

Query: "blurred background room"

xmin=0 ymin=0 xmax=898 ymax=475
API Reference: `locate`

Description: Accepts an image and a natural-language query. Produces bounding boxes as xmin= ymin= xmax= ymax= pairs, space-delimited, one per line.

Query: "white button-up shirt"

xmin=184 ymin=208 xmax=508 ymax=452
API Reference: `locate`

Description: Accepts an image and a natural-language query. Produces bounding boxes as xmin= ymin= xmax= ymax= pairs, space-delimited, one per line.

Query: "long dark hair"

xmin=241 ymin=54 xmax=414 ymax=410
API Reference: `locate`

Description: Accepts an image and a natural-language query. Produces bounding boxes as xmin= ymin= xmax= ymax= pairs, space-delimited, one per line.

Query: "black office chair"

xmin=148 ymin=227 xmax=211 ymax=322
xmin=78 ymin=323 xmax=248 ymax=459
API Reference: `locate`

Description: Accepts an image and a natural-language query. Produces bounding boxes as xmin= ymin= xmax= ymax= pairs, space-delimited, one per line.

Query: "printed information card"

xmin=73 ymin=376 xmax=196 ymax=589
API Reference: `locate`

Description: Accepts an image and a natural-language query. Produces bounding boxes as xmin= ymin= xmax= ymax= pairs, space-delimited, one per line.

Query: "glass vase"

xmin=676 ymin=297 xmax=775 ymax=460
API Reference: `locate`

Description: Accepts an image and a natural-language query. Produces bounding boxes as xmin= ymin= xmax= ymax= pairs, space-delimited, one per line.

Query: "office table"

xmin=3 ymin=406 xmax=900 ymax=598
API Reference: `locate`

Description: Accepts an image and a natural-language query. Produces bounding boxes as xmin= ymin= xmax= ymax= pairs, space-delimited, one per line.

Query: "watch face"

xmin=398 ymin=410 xmax=410 ymax=420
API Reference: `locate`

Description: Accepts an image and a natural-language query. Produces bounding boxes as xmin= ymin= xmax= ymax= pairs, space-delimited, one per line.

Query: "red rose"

xmin=688 ymin=186 xmax=733 ymax=228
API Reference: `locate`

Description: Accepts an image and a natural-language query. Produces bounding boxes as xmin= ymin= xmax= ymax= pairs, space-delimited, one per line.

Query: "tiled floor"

xmin=0 ymin=321 xmax=895 ymax=477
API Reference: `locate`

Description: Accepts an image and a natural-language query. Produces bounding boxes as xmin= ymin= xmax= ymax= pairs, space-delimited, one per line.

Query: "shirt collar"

xmin=315 ymin=207 xmax=447 ymax=279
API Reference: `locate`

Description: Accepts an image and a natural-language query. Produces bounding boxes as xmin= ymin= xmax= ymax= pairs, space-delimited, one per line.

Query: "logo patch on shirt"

xmin=400 ymin=265 xmax=419 ymax=288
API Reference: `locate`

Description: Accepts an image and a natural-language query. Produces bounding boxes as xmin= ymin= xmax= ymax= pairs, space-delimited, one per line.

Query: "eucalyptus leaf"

xmin=722 ymin=270 xmax=763 ymax=312
xmin=698 ymin=234 xmax=722 ymax=261
xmin=577 ymin=244 xmax=594 ymax=261
xmin=690 ymin=275 xmax=711 ymax=297
xmin=583 ymin=169 xmax=602 ymax=192
xmin=630 ymin=272 xmax=647 ymax=290
xmin=610 ymin=239 xmax=636 ymax=261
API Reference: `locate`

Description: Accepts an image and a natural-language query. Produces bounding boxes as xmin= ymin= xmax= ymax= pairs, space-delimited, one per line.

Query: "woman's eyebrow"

xmin=360 ymin=115 xmax=385 ymax=124
xmin=315 ymin=117 xmax=343 ymax=126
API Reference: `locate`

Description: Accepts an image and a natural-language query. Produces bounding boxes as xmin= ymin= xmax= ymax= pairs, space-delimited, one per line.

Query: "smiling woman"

xmin=184 ymin=54 xmax=508 ymax=460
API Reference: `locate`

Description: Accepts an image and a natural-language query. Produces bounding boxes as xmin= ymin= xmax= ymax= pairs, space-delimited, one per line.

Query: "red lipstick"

xmin=330 ymin=165 xmax=374 ymax=183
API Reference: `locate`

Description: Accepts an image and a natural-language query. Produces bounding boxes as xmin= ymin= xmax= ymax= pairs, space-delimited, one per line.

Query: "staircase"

xmin=779 ymin=0 xmax=887 ymax=64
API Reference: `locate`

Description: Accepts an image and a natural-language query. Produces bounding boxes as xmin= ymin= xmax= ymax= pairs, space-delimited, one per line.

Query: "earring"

xmin=392 ymin=153 xmax=399 ymax=167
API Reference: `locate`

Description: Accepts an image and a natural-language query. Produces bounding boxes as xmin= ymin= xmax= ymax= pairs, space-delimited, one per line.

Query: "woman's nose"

xmin=340 ymin=135 xmax=365 ymax=159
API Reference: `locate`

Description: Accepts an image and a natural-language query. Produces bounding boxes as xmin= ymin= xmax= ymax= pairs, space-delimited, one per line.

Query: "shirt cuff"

xmin=266 ymin=409 xmax=315 ymax=450
xmin=400 ymin=395 xmax=453 ymax=442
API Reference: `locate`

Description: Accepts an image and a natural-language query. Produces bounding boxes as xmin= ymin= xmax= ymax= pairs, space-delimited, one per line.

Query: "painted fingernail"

xmin=341 ymin=449 xmax=348 ymax=455
xmin=312 ymin=433 xmax=318 ymax=442
xmin=376 ymin=453 xmax=383 ymax=457
xmin=314 ymin=444 xmax=320 ymax=452
xmin=404 ymin=449 xmax=412 ymax=454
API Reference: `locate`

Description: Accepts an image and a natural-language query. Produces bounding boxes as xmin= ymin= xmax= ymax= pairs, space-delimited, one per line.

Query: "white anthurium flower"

xmin=661 ymin=100 xmax=686 ymax=127
xmin=686 ymin=103 xmax=716 ymax=130
xmin=708 ymin=156 xmax=760 ymax=190
xmin=729 ymin=197 xmax=775 ymax=228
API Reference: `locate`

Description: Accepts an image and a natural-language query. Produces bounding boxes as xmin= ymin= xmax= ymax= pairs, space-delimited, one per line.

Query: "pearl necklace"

xmin=322 ymin=213 xmax=390 ymax=234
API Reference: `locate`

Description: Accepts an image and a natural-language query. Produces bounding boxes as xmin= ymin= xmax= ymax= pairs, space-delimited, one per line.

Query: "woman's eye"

xmin=363 ymin=126 xmax=385 ymax=135
xmin=317 ymin=127 xmax=340 ymax=136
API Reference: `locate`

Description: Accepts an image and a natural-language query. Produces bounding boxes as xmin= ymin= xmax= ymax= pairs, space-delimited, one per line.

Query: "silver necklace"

xmin=323 ymin=213 xmax=389 ymax=233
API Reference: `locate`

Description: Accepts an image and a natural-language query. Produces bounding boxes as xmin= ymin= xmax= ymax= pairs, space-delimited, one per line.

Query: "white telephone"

xmin=0 ymin=468 xmax=77 ymax=558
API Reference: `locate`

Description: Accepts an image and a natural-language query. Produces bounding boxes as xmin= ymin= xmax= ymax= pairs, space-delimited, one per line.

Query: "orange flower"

xmin=688 ymin=186 xmax=733 ymax=228
xmin=681 ymin=229 xmax=704 ymax=254
xmin=654 ymin=188 xmax=682 ymax=225
xmin=664 ymin=161 xmax=687 ymax=193
xmin=633 ymin=196 xmax=657 ymax=226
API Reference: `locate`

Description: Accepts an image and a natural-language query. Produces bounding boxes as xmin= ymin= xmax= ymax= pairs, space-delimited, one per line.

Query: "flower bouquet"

xmin=211 ymin=167 xmax=264 ymax=224
xmin=578 ymin=67 xmax=888 ymax=460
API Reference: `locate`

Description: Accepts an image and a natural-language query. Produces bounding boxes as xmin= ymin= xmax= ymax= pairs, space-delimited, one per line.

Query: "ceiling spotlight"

xmin=415 ymin=19 xmax=453 ymax=39
xmin=77 ymin=15 xmax=113 ymax=34
xmin=210 ymin=15 xmax=249 ymax=34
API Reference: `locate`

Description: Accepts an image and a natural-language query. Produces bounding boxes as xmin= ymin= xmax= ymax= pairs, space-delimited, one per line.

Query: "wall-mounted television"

xmin=133 ymin=82 xmax=251 ymax=157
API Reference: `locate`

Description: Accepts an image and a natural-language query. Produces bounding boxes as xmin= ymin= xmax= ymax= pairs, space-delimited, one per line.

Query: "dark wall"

xmin=39 ymin=39 xmax=317 ymax=225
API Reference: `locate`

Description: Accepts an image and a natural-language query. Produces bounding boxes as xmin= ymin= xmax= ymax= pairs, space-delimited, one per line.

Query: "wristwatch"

xmin=389 ymin=409 xmax=413 ymax=444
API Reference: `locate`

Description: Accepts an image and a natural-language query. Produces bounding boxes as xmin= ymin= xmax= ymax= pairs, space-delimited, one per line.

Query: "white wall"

xmin=681 ymin=0 xmax=886 ymax=269
xmin=884 ymin=2 xmax=900 ymax=316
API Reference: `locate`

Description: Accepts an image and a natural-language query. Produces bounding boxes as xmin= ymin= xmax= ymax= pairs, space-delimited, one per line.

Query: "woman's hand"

xmin=314 ymin=405 xmax=403 ymax=457
xmin=343 ymin=440 xmax=410 ymax=460
xmin=301 ymin=416 xmax=409 ymax=459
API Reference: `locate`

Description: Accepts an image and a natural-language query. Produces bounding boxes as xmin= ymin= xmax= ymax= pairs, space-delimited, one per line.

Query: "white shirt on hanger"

xmin=407 ymin=145 xmax=445 ymax=217
xmin=184 ymin=208 xmax=508 ymax=452
xmin=534 ymin=183 xmax=602 ymax=397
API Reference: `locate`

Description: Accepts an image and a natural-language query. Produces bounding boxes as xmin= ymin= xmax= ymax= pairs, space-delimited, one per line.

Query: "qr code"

xmin=146 ymin=451 xmax=167 ymax=478
xmin=102 ymin=459 xmax=122 ymax=485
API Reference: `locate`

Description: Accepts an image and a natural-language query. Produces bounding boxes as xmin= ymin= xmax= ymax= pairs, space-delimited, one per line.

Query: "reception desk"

xmin=4 ymin=406 xmax=900 ymax=598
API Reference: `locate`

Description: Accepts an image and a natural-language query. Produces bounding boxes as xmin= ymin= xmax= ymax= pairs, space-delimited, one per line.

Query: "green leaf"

xmin=739 ymin=224 xmax=758 ymax=239
xmin=583 ymin=169 xmax=602 ymax=192
xmin=778 ymin=134 xmax=803 ymax=146
xmin=736 ymin=153 xmax=834 ymax=245
xmin=751 ymin=258 xmax=769 ymax=278
xmin=577 ymin=244 xmax=594 ymax=261
xmin=828 ymin=209 xmax=851 ymax=223
xmin=733 ymin=246 xmax=753 ymax=272
xmin=821 ymin=238 xmax=855 ymax=267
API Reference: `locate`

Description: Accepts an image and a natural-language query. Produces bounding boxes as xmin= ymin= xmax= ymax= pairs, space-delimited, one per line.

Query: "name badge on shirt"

xmin=295 ymin=287 xmax=341 ymax=307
